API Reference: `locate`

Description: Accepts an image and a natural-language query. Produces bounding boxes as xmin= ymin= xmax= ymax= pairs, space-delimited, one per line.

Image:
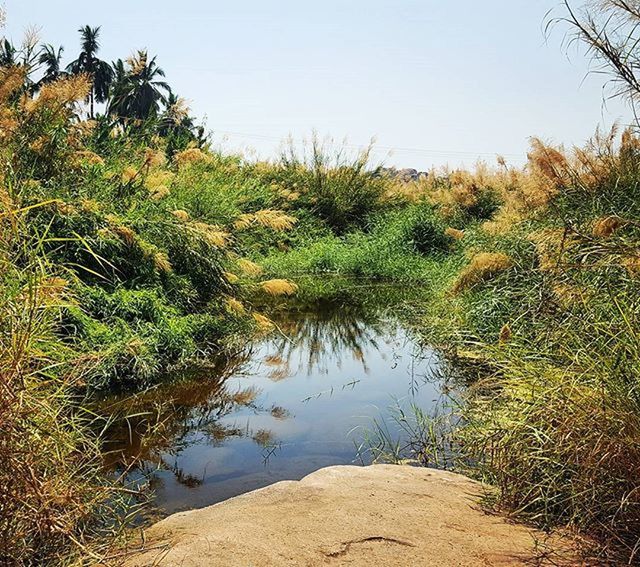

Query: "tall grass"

xmin=370 ymin=128 xmax=640 ymax=562
xmin=0 ymin=194 xmax=135 ymax=564
xmin=272 ymin=134 xmax=389 ymax=233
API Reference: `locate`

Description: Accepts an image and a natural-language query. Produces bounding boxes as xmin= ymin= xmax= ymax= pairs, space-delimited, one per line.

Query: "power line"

xmin=212 ymin=129 xmax=527 ymax=161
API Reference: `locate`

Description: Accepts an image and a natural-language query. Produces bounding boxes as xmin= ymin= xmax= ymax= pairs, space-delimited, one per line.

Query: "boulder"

xmin=124 ymin=465 xmax=577 ymax=566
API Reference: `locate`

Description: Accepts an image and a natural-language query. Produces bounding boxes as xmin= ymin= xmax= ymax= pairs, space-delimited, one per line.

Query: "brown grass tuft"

xmin=26 ymin=74 xmax=91 ymax=114
xmin=445 ymin=227 xmax=465 ymax=240
xmin=622 ymin=255 xmax=640 ymax=277
xmin=499 ymin=324 xmax=512 ymax=343
xmin=111 ymin=225 xmax=137 ymax=246
xmin=171 ymin=209 xmax=190 ymax=222
xmin=225 ymin=297 xmax=245 ymax=314
xmin=153 ymin=252 xmax=172 ymax=274
xmin=121 ymin=166 xmax=138 ymax=184
xmin=0 ymin=67 xmax=26 ymax=103
xmin=260 ymin=279 xmax=299 ymax=296
xmin=592 ymin=216 xmax=627 ymax=238
xmin=528 ymin=229 xmax=576 ymax=272
xmin=237 ymin=258 xmax=263 ymax=277
xmin=149 ymin=185 xmax=170 ymax=201
xmin=145 ymin=170 xmax=174 ymax=190
xmin=190 ymin=222 xmax=229 ymax=247
xmin=224 ymin=272 xmax=239 ymax=284
xmin=234 ymin=209 xmax=297 ymax=232
xmin=72 ymin=150 xmax=104 ymax=167
xmin=143 ymin=147 xmax=165 ymax=169
xmin=453 ymin=252 xmax=513 ymax=293
xmin=252 ymin=312 xmax=275 ymax=332
xmin=173 ymin=148 xmax=212 ymax=169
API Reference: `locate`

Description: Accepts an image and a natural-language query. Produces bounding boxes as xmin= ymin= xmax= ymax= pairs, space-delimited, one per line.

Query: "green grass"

xmin=261 ymin=205 xmax=464 ymax=283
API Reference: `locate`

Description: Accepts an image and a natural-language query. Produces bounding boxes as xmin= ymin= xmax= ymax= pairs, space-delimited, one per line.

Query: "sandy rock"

xmin=124 ymin=465 xmax=577 ymax=566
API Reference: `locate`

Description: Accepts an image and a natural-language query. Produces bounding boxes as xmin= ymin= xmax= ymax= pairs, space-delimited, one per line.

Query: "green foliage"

xmin=262 ymin=206 xmax=460 ymax=282
xmin=403 ymin=207 xmax=454 ymax=255
xmin=269 ymin=136 xmax=389 ymax=233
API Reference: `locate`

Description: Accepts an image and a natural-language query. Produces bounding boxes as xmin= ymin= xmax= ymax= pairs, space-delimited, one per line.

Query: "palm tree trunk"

xmin=90 ymin=89 xmax=94 ymax=119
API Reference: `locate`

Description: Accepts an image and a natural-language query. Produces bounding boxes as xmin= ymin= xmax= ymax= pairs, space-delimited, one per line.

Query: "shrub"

xmin=404 ymin=210 xmax=454 ymax=255
xmin=275 ymin=135 xmax=389 ymax=233
xmin=453 ymin=252 xmax=513 ymax=293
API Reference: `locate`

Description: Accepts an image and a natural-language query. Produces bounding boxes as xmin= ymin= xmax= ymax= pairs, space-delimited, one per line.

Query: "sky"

xmin=2 ymin=0 xmax=633 ymax=170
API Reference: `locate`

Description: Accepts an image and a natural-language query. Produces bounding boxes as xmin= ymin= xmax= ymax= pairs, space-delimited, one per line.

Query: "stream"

xmin=102 ymin=290 xmax=449 ymax=516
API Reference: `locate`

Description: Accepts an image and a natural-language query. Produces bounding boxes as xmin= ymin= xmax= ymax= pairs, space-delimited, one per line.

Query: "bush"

xmin=404 ymin=210 xmax=454 ymax=255
xmin=274 ymin=135 xmax=389 ymax=233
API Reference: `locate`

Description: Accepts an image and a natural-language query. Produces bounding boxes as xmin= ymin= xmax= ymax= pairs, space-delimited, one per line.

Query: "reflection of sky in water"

xmin=107 ymin=304 xmax=445 ymax=515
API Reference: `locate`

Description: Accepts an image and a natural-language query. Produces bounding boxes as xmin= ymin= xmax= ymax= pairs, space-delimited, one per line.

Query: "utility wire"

xmin=212 ymin=129 xmax=527 ymax=161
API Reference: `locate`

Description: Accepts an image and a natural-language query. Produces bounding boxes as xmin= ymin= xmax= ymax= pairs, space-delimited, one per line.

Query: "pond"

xmin=102 ymin=289 xmax=449 ymax=516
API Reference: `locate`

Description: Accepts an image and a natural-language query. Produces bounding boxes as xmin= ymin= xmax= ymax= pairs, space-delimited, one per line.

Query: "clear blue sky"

xmin=2 ymin=1 xmax=632 ymax=169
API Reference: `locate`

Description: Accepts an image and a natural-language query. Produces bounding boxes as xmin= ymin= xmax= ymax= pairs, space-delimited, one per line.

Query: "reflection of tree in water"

xmin=100 ymin=295 xmax=404 ymax=491
xmin=264 ymin=299 xmax=393 ymax=377
xmin=99 ymin=353 xmax=283 ymax=488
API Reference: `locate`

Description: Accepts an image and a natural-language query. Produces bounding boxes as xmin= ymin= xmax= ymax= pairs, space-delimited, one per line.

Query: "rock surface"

xmin=124 ymin=465 xmax=576 ymax=566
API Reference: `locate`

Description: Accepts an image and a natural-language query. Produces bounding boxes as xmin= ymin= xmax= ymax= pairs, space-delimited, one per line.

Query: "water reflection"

xmin=102 ymin=294 xmax=444 ymax=515
xmin=267 ymin=299 xmax=389 ymax=377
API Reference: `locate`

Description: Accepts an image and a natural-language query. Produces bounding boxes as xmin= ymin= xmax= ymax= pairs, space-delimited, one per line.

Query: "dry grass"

xmin=234 ymin=209 xmax=297 ymax=232
xmin=453 ymin=252 xmax=513 ymax=293
xmin=189 ymin=222 xmax=229 ymax=248
xmin=236 ymin=258 xmax=263 ymax=276
xmin=592 ymin=216 xmax=627 ymax=238
xmin=252 ymin=312 xmax=275 ymax=332
xmin=173 ymin=147 xmax=212 ymax=169
xmin=225 ymin=297 xmax=245 ymax=314
xmin=260 ymin=279 xmax=299 ymax=296
xmin=171 ymin=209 xmax=190 ymax=221
xmin=445 ymin=227 xmax=465 ymax=240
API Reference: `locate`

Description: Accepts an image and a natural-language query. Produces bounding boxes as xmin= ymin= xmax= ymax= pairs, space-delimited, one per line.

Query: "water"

xmin=102 ymin=294 xmax=446 ymax=516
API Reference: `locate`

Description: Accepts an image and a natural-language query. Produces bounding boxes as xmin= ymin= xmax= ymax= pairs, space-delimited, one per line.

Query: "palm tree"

xmin=158 ymin=93 xmax=193 ymax=134
xmin=108 ymin=50 xmax=171 ymax=122
xmin=67 ymin=26 xmax=113 ymax=118
xmin=37 ymin=44 xmax=66 ymax=87
xmin=0 ymin=38 xmax=16 ymax=67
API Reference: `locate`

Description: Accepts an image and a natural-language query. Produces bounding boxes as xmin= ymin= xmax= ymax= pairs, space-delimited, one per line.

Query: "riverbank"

xmin=122 ymin=464 xmax=578 ymax=566
xmin=3 ymin=42 xmax=640 ymax=563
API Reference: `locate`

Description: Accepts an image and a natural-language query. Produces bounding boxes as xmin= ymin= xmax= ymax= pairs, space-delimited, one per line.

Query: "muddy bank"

xmin=124 ymin=465 xmax=576 ymax=566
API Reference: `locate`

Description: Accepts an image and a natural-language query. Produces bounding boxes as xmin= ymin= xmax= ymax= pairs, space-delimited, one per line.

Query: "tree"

xmin=37 ymin=44 xmax=66 ymax=87
xmin=0 ymin=38 xmax=16 ymax=67
xmin=557 ymin=1 xmax=640 ymax=119
xmin=108 ymin=50 xmax=171 ymax=122
xmin=158 ymin=92 xmax=207 ymax=155
xmin=67 ymin=26 xmax=113 ymax=118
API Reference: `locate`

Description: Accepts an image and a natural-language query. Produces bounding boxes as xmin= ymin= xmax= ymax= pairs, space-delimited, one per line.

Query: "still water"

xmin=103 ymin=294 xmax=446 ymax=516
